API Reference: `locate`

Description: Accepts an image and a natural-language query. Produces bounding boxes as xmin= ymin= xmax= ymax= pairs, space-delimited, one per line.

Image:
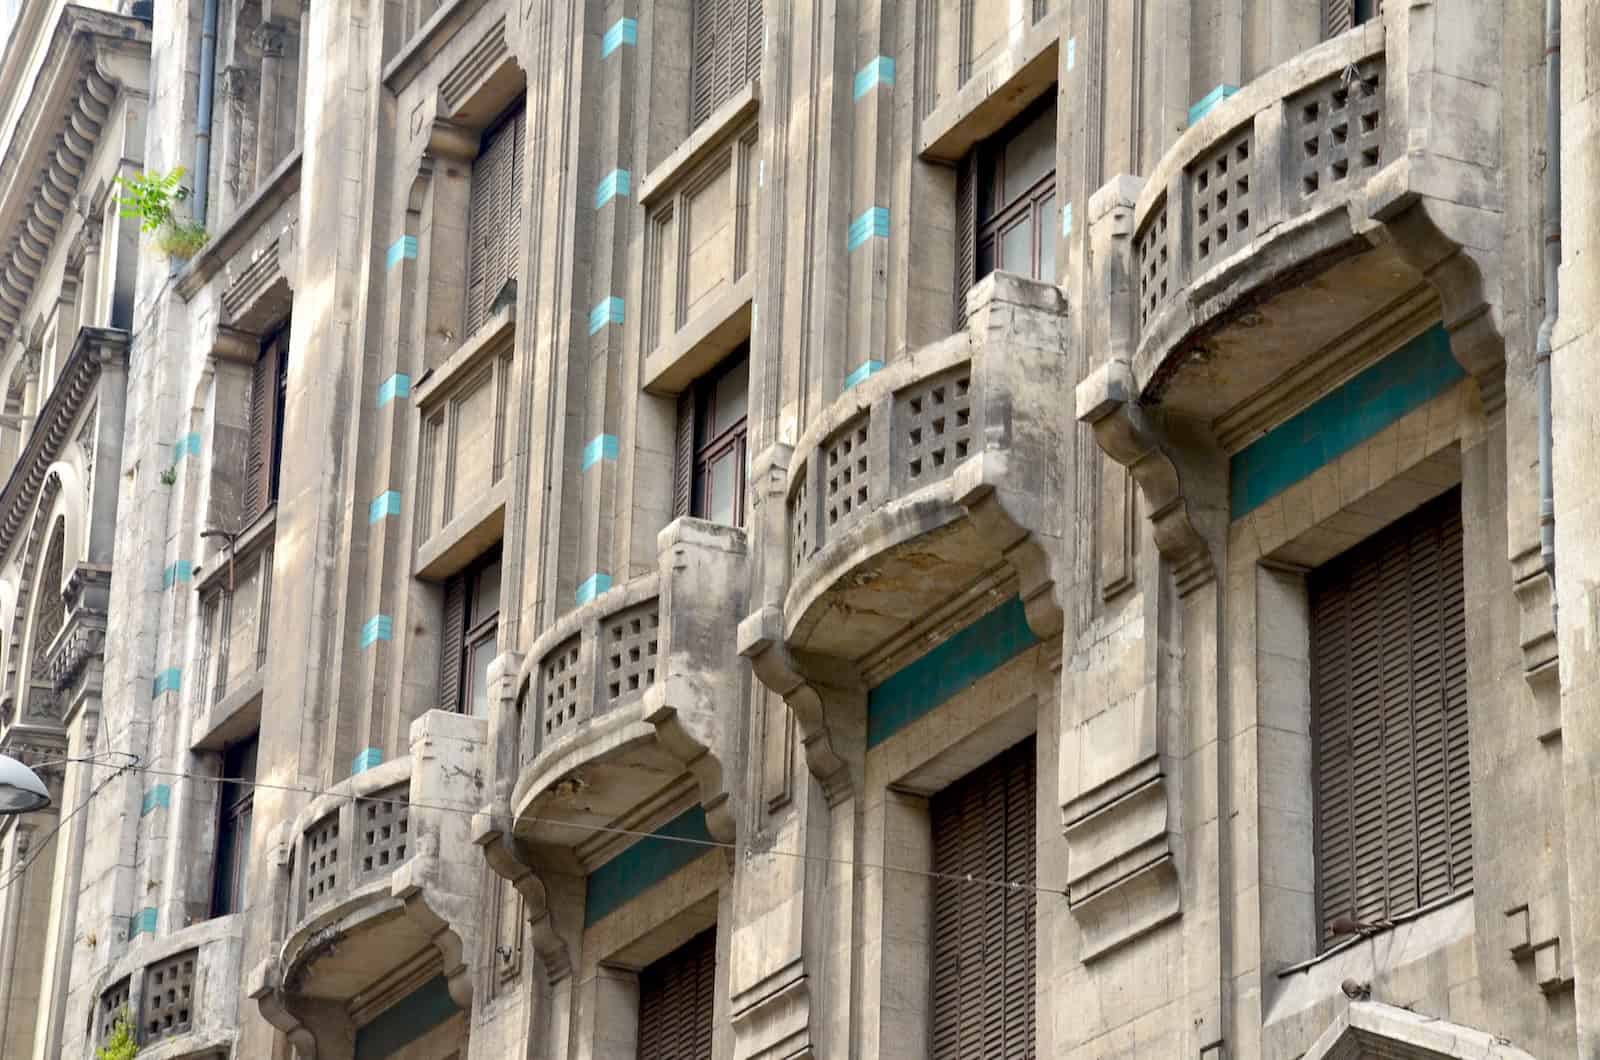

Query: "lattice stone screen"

xmin=98 ymin=977 xmax=130 ymax=1045
xmin=539 ymin=635 xmax=583 ymax=742
xmin=356 ymin=784 xmax=411 ymax=880
xmin=823 ymin=416 xmax=870 ymax=534
xmin=1290 ymin=60 xmax=1384 ymax=210
xmin=1190 ymin=125 xmax=1254 ymax=267
xmin=789 ymin=473 xmax=811 ymax=568
xmin=142 ymin=949 xmax=197 ymax=1042
xmin=303 ymin=811 xmax=340 ymax=909
xmin=898 ymin=367 xmax=974 ymax=489
xmin=602 ymin=601 xmax=660 ymax=709
xmin=1136 ymin=196 xmax=1170 ymax=331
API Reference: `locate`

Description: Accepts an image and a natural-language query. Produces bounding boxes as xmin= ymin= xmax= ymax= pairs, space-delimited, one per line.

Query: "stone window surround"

xmin=1226 ymin=378 xmax=1475 ymax=1022
xmin=856 ymin=638 xmax=1046 ymax=1060
xmin=575 ymin=844 xmax=727 ymax=1060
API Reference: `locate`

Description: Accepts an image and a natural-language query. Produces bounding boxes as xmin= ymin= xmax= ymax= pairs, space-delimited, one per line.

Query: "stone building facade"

xmin=2 ymin=0 xmax=1600 ymax=1057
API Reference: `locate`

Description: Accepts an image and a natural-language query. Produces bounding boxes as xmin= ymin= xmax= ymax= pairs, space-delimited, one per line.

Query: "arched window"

xmin=30 ymin=525 xmax=65 ymax=681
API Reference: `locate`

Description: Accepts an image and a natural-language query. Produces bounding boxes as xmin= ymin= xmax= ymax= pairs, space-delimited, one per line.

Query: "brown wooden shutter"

xmin=672 ymin=388 xmax=696 ymax=518
xmin=1324 ymin=0 xmax=1355 ymax=37
xmin=746 ymin=0 xmax=763 ymax=84
xmin=637 ymin=927 xmax=716 ymax=1060
xmin=954 ymin=152 xmax=978 ymax=328
xmin=689 ymin=0 xmax=761 ymax=129
xmin=690 ymin=0 xmax=716 ymax=127
xmin=467 ymin=106 xmax=526 ymax=334
xmin=930 ymin=736 xmax=1035 ymax=1059
xmin=439 ymin=574 xmax=467 ymax=712
xmin=1312 ymin=488 xmax=1470 ymax=947
xmin=244 ymin=340 xmax=279 ymax=520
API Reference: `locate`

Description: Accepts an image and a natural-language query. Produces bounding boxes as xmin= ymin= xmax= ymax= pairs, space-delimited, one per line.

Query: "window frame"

xmin=210 ymin=733 xmax=258 ymax=918
xmin=956 ymin=94 xmax=1059 ymax=322
xmin=443 ymin=545 xmax=503 ymax=717
xmin=675 ymin=346 xmax=750 ymax=528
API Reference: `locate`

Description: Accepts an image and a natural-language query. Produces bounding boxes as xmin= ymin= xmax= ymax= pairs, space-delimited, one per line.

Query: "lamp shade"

xmin=0 ymin=753 xmax=50 ymax=814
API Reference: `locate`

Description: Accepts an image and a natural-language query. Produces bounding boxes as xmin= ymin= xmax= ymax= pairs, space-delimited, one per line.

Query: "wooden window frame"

xmin=674 ymin=346 xmax=750 ymax=528
xmin=466 ymin=102 xmax=527 ymax=335
xmin=211 ymin=733 xmax=258 ymax=918
xmin=440 ymin=545 xmax=502 ymax=716
xmin=956 ymin=95 xmax=1058 ymax=324
xmin=245 ymin=322 xmax=290 ymax=521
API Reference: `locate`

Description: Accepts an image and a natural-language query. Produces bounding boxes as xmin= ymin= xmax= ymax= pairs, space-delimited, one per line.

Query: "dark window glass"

xmin=211 ymin=734 xmax=258 ymax=917
xmin=678 ymin=348 xmax=750 ymax=528
xmin=973 ymin=99 xmax=1058 ymax=287
xmin=443 ymin=546 xmax=502 ymax=717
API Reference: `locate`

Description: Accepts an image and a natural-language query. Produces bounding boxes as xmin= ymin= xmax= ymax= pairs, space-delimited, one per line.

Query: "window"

xmin=440 ymin=547 xmax=502 ymax=716
xmin=637 ymin=926 xmax=716 ymax=1060
xmin=1310 ymin=488 xmax=1470 ymax=948
xmin=690 ymin=0 xmax=763 ymax=129
xmin=245 ymin=323 xmax=290 ymax=520
xmin=955 ymin=99 xmax=1058 ymax=323
xmin=211 ymin=734 xmax=258 ymax=917
xmin=929 ymin=736 xmax=1035 ymax=1058
xmin=467 ymin=103 xmax=527 ymax=334
xmin=1325 ymin=0 xmax=1381 ymax=36
xmin=673 ymin=349 xmax=749 ymax=527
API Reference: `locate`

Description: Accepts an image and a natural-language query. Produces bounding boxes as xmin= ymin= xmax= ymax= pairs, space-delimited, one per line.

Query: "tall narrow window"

xmin=1325 ymin=0 xmax=1381 ymax=36
xmin=673 ymin=348 xmax=749 ymax=527
xmin=637 ymin=926 xmax=716 ymax=1060
xmin=1311 ymin=488 xmax=1470 ymax=948
xmin=955 ymin=98 xmax=1058 ymax=323
xmin=689 ymin=0 xmax=763 ymax=129
xmin=467 ymin=103 xmax=527 ymax=334
xmin=211 ymin=733 xmax=258 ymax=917
xmin=440 ymin=547 xmax=502 ymax=716
xmin=245 ymin=323 xmax=290 ymax=520
xmin=929 ymin=736 xmax=1036 ymax=1058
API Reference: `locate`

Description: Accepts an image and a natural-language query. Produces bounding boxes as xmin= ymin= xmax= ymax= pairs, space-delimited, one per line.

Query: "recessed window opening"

xmin=440 ymin=545 xmax=502 ymax=716
xmin=636 ymin=925 xmax=716 ymax=1060
xmin=674 ymin=346 xmax=749 ymax=528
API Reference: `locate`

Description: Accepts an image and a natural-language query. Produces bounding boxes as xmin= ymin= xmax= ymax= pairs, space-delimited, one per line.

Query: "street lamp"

xmin=0 ymin=753 xmax=50 ymax=814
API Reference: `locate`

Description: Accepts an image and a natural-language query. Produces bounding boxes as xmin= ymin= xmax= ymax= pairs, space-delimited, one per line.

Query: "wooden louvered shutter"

xmin=954 ymin=152 xmax=978 ymax=328
xmin=439 ymin=574 xmax=467 ymax=712
xmin=244 ymin=340 xmax=279 ymax=519
xmin=745 ymin=0 xmax=763 ymax=85
xmin=637 ymin=927 xmax=716 ymax=1060
xmin=690 ymin=0 xmax=716 ymax=127
xmin=1311 ymin=489 xmax=1470 ymax=947
xmin=672 ymin=388 xmax=696 ymax=518
xmin=467 ymin=106 xmax=525 ymax=333
xmin=930 ymin=736 xmax=1036 ymax=1060
xmin=1324 ymin=0 xmax=1355 ymax=37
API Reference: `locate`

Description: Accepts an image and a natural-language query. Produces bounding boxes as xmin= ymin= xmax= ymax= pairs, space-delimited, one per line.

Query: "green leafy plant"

xmin=96 ymin=1007 xmax=139 ymax=1060
xmin=115 ymin=167 xmax=210 ymax=261
xmin=159 ymin=466 xmax=178 ymax=486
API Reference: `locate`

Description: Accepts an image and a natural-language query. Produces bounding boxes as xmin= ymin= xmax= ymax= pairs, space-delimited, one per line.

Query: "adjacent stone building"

xmin=1 ymin=0 xmax=1599 ymax=1057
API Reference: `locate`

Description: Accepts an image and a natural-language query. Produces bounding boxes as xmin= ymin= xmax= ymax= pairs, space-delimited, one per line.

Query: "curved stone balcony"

xmin=90 ymin=916 xmax=243 ymax=1059
xmin=1110 ymin=21 xmax=1476 ymax=426
xmin=769 ymin=272 xmax=1067 ymax=671
xmin=509 ymin=518 xmax=749 ymax=846
xmin=248 ymin=710 xmax=486 ymax=1047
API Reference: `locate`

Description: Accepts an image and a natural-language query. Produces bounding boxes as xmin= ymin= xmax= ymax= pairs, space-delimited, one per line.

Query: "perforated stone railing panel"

xmin=98 ymin=977 xmax=130 ymax=1046
xmin=1190 ymin=124 xmax=1254 ymax=268
xmin=356 ymin=784 xmax=411 ymax=881
xmin=789 ymin=472 xmax=812 ymax=569
xmin=537 ymin=635 xmax=584 ymax=746
xmin=601 ymin=599 xmax=660 ymax=711
xmin=303 ymin=811 xmax=340 ymax=910
xmin=1136 ymin=196 xmax=1170 ymax=332
xmin=142 ymin=949 xmax=197 ymax=1043
xmin=822 ymin=414 xmax=871 ymax=538
xmin=895 ymin=365 xmax=975 ymax=492
xmin=1289 ymin=59 xmax=1384 ymax=211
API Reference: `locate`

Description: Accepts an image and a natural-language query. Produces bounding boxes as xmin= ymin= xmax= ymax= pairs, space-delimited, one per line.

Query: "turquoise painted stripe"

xmin=853 ymin=56 xmax=896 ymax=100
xmin=576 ymin=572 xmax=612 ymax=606
xmin=582 ymin=434 xmax=620 ymax=470
xmin=585 ymin=806 xmax=714 ymax=926
xmin=377 ymin=373 xmax=412 ymax=407
xmin=594 ymin=169 xmax=632 ymax=208
xmin=361 ymin=614 xmax=394 ymax=648
xmin=1230 ymin=324 xmax=1463 ymax=519
xmin=355 ymin=975 xmax=458 ymax=1060
xmin=170 ymin=432 xmax=201 ymax=464
xmin=140 ymin=785 xmax=171 ymax=816
xmin=385 ymin=235 xmax=419 ymax=270
xmin=868 ymin=596 xmax=1039 ymax=747
xmin=162 ymin=560 xmax=194 ymax=588
xmin=1067 ymin=36 xmax=1077 ymax=70
xmin=601 ymin=17 xmax=638 ymax=57
xmin=589 ymin=297 xmax=625 ymax=334
xmin=1063 ymin=200 xmax=1073 ymax=237
xmin=351 ymin=747 xmax=384 ymax=775
xmin=847 ymin=207 xmax=890 ymax=252
xmin=130 ymin=907 xmax=157 ymax=937
xmin=844 ymin=360 xmax=883 ymax=390
xmin=369 ymin=490 xmax=402 ymax=523
xmin=1188 ymin=83 xmax=1239 ymax=125
xmin=152 ymin=667 xmax=182 ymax=698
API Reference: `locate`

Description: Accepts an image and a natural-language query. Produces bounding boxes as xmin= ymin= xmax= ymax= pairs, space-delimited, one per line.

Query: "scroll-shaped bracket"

xmin=474 ymin=813 xmax=574 ymax=982
xmin=1076 ymin=360 xmax=1215 ymax=597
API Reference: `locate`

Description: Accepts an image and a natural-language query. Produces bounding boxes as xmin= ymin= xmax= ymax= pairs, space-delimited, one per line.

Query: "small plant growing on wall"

xmin=115 ymin=167 xmax=210 ymax=261
xmin=96 ymin=1007 xmax=138 ymax=1060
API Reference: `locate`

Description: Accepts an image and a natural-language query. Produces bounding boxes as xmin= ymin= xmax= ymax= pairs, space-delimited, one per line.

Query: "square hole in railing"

xmin=1238 ymin=209 xmax=1250 ymax=231
xmin=1332 ymin=123 xmax=1348 ymax=145
xmin=1332 ymin=87 xmax=1348 ymax=109
xmin=1303 ymin=174 xmax=1319 ymax=196
xmin=1361 ymin=112 xmax=1379 ymax=133
xmin=1303 ymin=102 xmax=1319 ymax=124
xmin=1332 ymin=159 xmax=1348 ymax=181
xmin=1304 ymin=137 xmax=1319 ymax=158
xmin=1361 ymin=146 xmax=1380 ymax=168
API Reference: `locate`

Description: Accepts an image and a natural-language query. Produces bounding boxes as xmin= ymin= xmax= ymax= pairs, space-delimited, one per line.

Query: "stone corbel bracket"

xmin=642 ymin=517 xmax=752 ymax=843
xmin=1076 ymin=359 xmax=1214 ymax=597
xmin=474 ymin=814 xmax=574 ymax=982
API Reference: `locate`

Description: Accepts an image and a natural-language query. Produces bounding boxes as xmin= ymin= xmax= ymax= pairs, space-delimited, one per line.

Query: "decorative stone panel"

xmin=355 ymin=784 xmax=411 ymax=881
xmin=601 ymin=600 xmax=660 ymax=709
xmin=141 ymin=949 xmax=197 ymax=1042
xmin=97 ymin=977 xmax=130 ymax=1044
xmin=821 ymin=415 xmax=871 ymax=537
xmin=896 ymin=366 xmax=975 ymax=488
xmin=1189 ymin=125 xmax=1253 ymax=267
xmin=302 ymin=811 xmax=340 ymax=911
xmin=1288 ymin=59 xmax=1384 ymax=211
xmin=536 ymin=635 xmax=583 ymax=749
